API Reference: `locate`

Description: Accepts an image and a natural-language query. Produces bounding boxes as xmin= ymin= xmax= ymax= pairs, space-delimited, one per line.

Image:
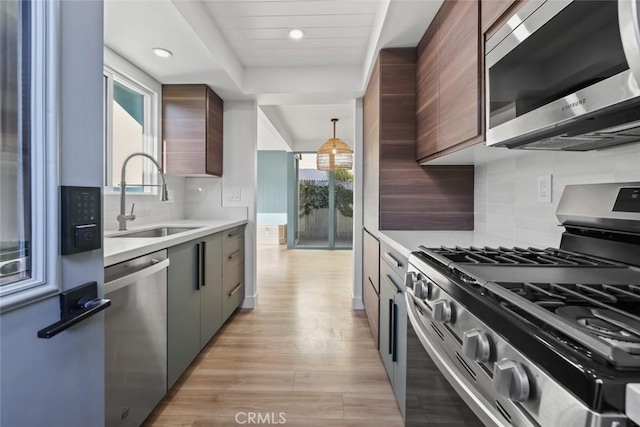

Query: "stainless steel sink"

xmin=108 ymin=227 xmax=200 ymax=238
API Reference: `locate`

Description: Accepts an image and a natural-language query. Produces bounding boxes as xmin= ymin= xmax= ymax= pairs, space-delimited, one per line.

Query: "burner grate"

xmin=492 ymin=281 xmax=640 ymax=362
xmin=428 ymin=246 xmax=623 ymax=267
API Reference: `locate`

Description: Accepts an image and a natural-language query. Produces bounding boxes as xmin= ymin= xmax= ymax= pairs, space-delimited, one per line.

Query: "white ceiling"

xmin=203 ymin=0 xmax=382 ymax=67
xmin=103 ymin=0 xmax=442 ymax=150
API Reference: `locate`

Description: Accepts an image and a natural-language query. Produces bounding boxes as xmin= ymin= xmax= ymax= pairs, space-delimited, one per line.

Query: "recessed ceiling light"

xmin=152 ymin=48 xmax=173 ymax=58
xmin=289 ymin=29 xmax=304 ymax=40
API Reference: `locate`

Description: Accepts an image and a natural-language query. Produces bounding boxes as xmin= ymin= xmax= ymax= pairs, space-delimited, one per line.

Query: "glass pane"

xmin=0 ymin=0 xmax=31 ymax=286
xmin=334 ymin=170 xmax=353 ymax=248
xmin=297 ymin=154 xmax=329 ymax=247
xmin=489 ymin=1 xmax=627 ymax=128
xmin=112 ymin=80 xmax=145 ymax=191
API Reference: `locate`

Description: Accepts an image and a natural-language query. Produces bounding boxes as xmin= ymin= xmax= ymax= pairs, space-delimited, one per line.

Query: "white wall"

xmin=352 ymin=99 xmax=364 ymax=310
xmin=1 ymin=2 xmax=106 ymax=425
xmin=475 ymin=142 xmax=640 ymax=247
xmin=185 ymin=101 xmax=257 ymax=308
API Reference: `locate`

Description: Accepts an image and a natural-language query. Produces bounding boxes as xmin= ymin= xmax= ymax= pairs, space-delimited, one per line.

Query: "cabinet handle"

xmin=227 ymin=229 xmax=242 ymax=238
xmin=227 ymin=249 xmax=241 ymax=260
xmin=386 ymin=274 xmax=402 ymax=293
xmin=195 ymin=243 xmax=201 ymax=290
xmin=201 ymin=241 xmax=206 ymax=287
xmin=391 ymin=301 xmax=398 ymax=362
xmin=388 ymin=299 xmax=394 ymax=356
xmin=384 ymin=252 xmax=402 ymax=269
xmin=228 ymin=283 xmax=243 ymax=297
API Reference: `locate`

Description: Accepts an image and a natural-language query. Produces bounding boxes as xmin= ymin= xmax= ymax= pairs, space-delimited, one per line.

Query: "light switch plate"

xmin=229 ymin=188 xmax=242 ymax=201
xmin=537 ymin=175 xmax=552 ymax=203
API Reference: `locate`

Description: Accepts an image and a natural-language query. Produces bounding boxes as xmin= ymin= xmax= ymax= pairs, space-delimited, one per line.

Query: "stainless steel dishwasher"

xmin=105 ymin=250 xmax=169 ymax=426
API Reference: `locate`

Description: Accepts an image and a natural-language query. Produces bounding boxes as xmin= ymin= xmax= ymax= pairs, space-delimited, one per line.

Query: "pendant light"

xmin=317 ymin=118 xmax=353 ymax=171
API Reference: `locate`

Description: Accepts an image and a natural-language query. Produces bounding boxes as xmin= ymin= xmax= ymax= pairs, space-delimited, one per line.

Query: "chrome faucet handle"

xmin=130 ymin=203 xmax=135 ymax=217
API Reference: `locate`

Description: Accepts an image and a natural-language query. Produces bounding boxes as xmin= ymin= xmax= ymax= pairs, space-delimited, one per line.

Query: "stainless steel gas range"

xmin=404 ymin=182 xmax=640 ymax=427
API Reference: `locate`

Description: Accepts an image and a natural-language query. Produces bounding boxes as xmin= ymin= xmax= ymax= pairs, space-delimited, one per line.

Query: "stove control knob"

xmin=432 ymin=299 xmax=451 ymax=324
xmin=404 ymin=272 xmax=417 ymax=289
xmin=462 ymin=329 xmax=491 ymax=363
xmin=413 ymin=280 xmax=431 ymax=300
xmin=493 ymin=360 xmax=530 ymax=402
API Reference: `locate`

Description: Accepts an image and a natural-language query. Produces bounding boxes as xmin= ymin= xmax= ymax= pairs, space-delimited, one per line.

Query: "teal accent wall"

xmin=257 ymin=151 xmax=288 ymax=216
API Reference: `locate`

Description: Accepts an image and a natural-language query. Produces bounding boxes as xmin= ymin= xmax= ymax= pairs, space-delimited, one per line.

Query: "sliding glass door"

xmin=292 ymin=153 xmax=353 ymax=249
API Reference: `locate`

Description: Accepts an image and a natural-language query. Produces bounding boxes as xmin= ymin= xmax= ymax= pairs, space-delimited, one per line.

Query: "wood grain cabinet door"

xmin=416 ymin=17 xmax=439 ymax=161
xmin=163 ymin=84 xmax=223 ymax=176
xmin=437 ymin=0 xmax=480 ymax=152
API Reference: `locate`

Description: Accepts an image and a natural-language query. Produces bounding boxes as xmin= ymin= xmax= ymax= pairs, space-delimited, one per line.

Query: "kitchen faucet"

xmin=117 ymin=152 xmax=169 ymax=231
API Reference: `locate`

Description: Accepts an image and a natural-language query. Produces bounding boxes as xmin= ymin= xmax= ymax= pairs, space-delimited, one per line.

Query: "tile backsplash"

xmin=103 ymin=175 xmax=186 ymax=231
xmin=185 ymin=177 xmax=248 ymax=220
xmin=475 ymin=142 xmax=640 ymax=247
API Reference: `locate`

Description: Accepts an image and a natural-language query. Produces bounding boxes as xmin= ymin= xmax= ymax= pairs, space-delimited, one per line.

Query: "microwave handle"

xmin=620 ymin=0 xmax=640 ymax=87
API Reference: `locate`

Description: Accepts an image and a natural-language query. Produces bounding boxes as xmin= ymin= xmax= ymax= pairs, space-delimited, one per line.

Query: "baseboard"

xmin=241 ymin=292 xmax=258 ymax=309
xmin=352 ymin=296 xmax=364 ymax=310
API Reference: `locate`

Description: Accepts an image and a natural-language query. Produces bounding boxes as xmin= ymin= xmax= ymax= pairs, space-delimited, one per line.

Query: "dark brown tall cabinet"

xmin=162 ymin=84 xmax=223 ymax=176
xmin=362 ymin=47 xmax=474 ymax=348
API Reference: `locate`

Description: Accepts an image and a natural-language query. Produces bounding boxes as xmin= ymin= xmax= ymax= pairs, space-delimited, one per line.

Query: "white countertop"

xmin=103 ymin=219 xmax=248 ymax=267
xmin=377 ymin=230 xmax=540 ymax=258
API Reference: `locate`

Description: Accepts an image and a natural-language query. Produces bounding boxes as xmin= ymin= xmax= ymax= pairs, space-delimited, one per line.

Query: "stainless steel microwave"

xmin=485 ymin=0 xmax=640 ymax=151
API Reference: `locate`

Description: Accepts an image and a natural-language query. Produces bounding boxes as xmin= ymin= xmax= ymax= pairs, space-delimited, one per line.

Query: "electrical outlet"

xmin=537 ymin=175 xmax=552 ymax=203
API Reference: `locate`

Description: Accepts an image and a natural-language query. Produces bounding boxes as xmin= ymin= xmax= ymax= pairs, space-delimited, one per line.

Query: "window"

xmin=0 ymin=0 xmax=59 ymax=311
xmin=103 ymin=67 xmax=159 ymax=194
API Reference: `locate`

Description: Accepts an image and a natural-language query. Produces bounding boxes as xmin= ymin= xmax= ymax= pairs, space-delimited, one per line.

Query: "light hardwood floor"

xmin=145 ymin=243 xmax=403 ymax=427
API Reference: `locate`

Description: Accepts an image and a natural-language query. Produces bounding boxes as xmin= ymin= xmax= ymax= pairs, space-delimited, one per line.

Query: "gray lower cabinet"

xmin=222 ymin=226 xmax=245 ymax=322
xmin=200 ymin=232 xmax=223 ymax=347
xmin=167 ymin=233 xmax=222 ymax=389
xmin=379 ymin=258 xmax=407 ymax=418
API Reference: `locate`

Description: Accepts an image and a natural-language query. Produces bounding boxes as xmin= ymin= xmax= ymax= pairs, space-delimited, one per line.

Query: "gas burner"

xmin=556 ymin=306 xmax=640 ymax=354
xmin=427 ymin=246 xmax=623 ymax=267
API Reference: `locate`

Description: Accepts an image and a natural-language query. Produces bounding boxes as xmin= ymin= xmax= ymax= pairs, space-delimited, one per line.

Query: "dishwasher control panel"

xmin=61 ymin=186 xmax=101 ymax=255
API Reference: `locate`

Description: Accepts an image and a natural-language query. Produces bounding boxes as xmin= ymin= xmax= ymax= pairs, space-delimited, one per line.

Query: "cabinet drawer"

xmin=380 ymin=240 xmax=408 ymax=281
xmin=223 ymin=237 xmax=244 ymax=276
xmin=380 ymin=260 xmax=405 ymax=294
xmin=223 ymin=226 xmax=244 ymax=246
xmin=223 ymin=263 xmax=244 ymax=321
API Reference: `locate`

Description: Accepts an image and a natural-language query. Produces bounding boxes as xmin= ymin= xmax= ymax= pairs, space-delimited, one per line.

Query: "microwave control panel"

xmin=61 ymin=186 xmax=101 ymax=255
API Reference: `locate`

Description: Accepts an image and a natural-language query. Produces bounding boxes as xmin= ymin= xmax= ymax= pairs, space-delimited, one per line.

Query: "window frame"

xmin=0 ymin=0 xmax=61 ymax=312
xmin=103 ymin=65 xmax=159 ymax=195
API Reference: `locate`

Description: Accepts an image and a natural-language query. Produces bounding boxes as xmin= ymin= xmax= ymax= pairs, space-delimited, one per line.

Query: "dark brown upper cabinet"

xmin=416 ymin=0 xmax=482 ymax=163
xmin=363 ymin=48 xmax=474 ymax=232
xmin=162 ymin=84 xmax=223 ymax=176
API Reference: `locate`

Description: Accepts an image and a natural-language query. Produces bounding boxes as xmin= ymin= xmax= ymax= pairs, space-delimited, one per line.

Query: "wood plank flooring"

xmin=145 ymin=243 xmax=403 ymax=427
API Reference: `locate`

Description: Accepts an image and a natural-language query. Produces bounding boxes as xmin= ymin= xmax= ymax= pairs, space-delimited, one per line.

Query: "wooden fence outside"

xmin=297 ymin=208 xmax=353 ymax=239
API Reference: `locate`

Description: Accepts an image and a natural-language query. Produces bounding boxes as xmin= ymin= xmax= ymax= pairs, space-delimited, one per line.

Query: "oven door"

xmin=485 ymin=0 xmax=640 ymax=149
xmin=405 ymin=291 xmax=503 ymax=427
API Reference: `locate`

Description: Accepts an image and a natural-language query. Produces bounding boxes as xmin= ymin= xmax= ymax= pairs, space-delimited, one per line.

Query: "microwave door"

xmin=485 ymin=0 xmax=640 ymax=149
